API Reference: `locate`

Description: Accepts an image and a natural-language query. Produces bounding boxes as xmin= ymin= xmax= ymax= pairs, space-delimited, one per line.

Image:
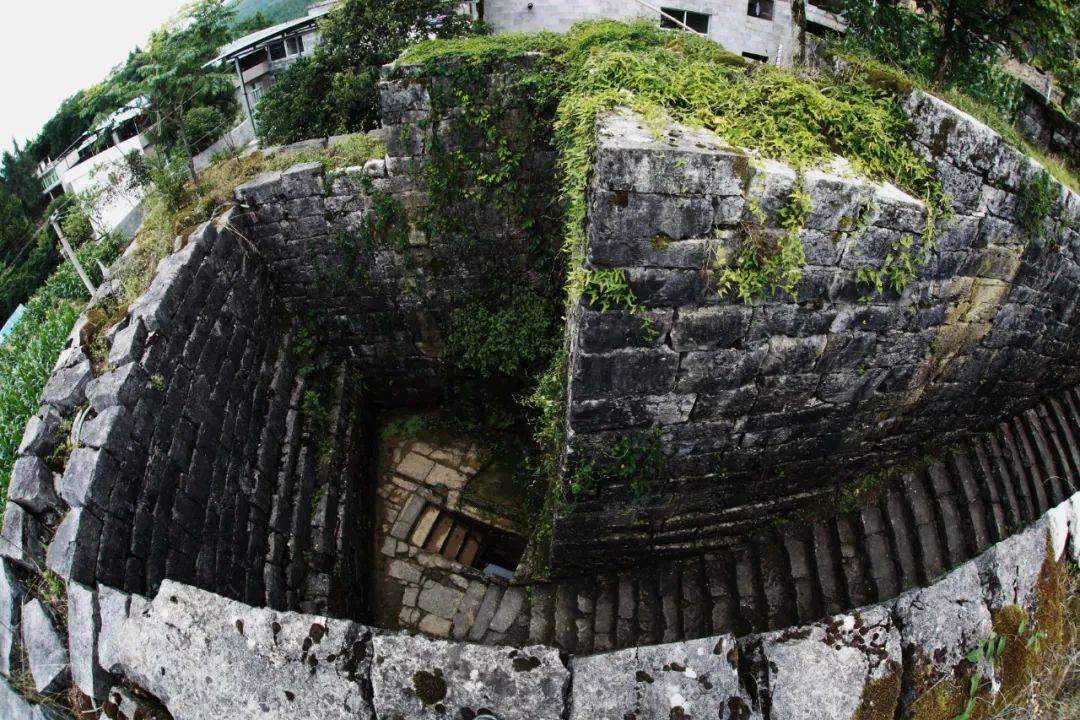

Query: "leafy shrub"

xmin=447 ymin=291 xmax=557 ymax=378
xmin=255 ymin=0 xmax=486 ymax=145
xmin=183 ymin=106 xmax=231 ymax=154
xmin=59 ymin=201 xmax=95 ymax=247
xmin=569 ymin=432 xmax=666 ymax=502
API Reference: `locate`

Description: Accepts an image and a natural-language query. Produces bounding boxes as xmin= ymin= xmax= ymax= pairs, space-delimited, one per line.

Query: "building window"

xmin=742 ymin=51 xmax=769 ymax=63
xmin=286 ymin=35 xmax=305 ymax=56
xmin=268 ymin=40 xmax=287 ymax=61
xmin=659 ymin=7 xmax=710 ymax=34
xmin=747 ymin=0 xmax=774 ymax=20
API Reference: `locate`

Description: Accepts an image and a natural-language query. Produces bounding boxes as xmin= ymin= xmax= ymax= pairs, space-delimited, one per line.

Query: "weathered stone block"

xmin=59 ymin=448 xmax=119 ymax=511
xmin=85 ymin=363 xmax=148 ymax=412
xmin=593 ymin=111 xmax=747 ymax=197
xmin=760 ymin=335 xmax=828 ymax=375
xmin=759 ymin=605 xmax=901 ymax=720
xmin=21 ymin=599 xmax=69 ymax=695
xmin=0 ymin=679 xmax=34 ymax=718
xmin=371 ymin=634 xmax=568 ymax=720
xmin=66 ymin=582 xmax=110 ymax=700
xmin=569 ymin=394 xmax=696 ymax=431
xmin=78 ymin=406 xmax=133 ymax=450
xmin=8 ymin=457 xmax=60 ymax=516
xmin=41 ymin=354 xmax=92 ymax=413
xmin=106 ymin=318 xmax=147 ymax=368
xmin=0 ymin=559 xmax=25 ymax=678
xmin=0 ymin=504 xmax=46 ymax=570
xmin=280 ymin=162 xmax=324 ymax=199
xmin=571 ymin=348 xmax=679 ymax=400
xmin=569 ymin=635 xmax=758 ymax=720
xmin=676 ymin=345 xmax=768 ymax=393
xmin=234 ymin=172 xmax=283 ymax=206
xmin=670 ymin=305 xmax=751 ymax=351
xmin=575 ymin=308 xmax=672 ymax=353
xmin=98 ymin=581 xmax=375 ymax=719
xmin=17 ymin=407 xmax=62 ymax=458
xmin=625 ymin=268 xmax=705 ymax=306
xmin=46 ymin=509 xmax=101 ymax=584
xmin=892 ymin=562 xmax=992 ymax=675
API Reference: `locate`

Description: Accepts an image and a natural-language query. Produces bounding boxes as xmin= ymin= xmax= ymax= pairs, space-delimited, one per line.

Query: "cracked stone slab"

xmin=0 ymin=679 xmax=35 ymax=719
xmin=0 ymin=559 xmax=25 ymax=677
xmin=67 ymin=582 xmax=111 ymax=700
xmin=759 ymin=605 xmax=902 ymax=720
xmin=977 ymin=517 xmax=1049 ymax=611
xmin=371 ymin=634 xmax=568 ymax=720
xmin=569 ymin=635 xmax=759 ymax=720
xmin=98 ymin=581 xmax=376 ymax=719
xmin=892 ymin=561 xmax=992 ymax=675
xmin=0 ymin=503 xmax=46 ymax=570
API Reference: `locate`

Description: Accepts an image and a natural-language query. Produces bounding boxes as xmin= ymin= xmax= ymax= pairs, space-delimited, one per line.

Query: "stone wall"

xmin=1 ymin=212 xmax=373 ymax=672
xmin=232 ymin=61 xmax=559 ymax=406
xmin=555 ymin=92 xmax=1080 ymax=570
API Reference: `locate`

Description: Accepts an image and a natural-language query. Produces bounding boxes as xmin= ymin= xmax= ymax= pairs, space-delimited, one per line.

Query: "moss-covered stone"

xmin=852 ymin=665 xmax=901 ymax=720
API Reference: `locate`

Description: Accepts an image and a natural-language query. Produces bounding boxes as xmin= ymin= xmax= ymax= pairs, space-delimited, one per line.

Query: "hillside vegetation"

xmin=230 ymin=0 xmax=311 ymax=25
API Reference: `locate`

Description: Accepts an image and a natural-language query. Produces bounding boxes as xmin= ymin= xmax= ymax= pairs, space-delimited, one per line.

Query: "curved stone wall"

xmin=2 ymin=492 xmax=1076 ymax=719
xmin=9 ymin=217 xmax=371 ymax=620
xmin=556 ymin=92 xmax=1080 ymax=570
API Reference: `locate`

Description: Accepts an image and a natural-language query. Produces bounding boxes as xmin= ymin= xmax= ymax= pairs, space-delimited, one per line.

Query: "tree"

xmin=1 ymin=143 xmax=46 ymax=218
xmin=0 ymin=187 xmax=33 ymax=266
xmin=913 ymin=0 xmax=1074 ymax=83
xmin=138 ymin=0 xmax=238 ymax=171
xmin=255 ymin=0 xmax=485 ymax=144
xmin=232 ymin=11 xmax=274 ymax=38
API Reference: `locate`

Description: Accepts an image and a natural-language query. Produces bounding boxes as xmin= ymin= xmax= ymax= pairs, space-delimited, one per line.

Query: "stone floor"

xmin=372 ymin=425 xmax=532 ymax=644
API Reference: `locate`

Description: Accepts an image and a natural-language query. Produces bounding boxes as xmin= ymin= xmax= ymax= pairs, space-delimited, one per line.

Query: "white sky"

xmin=0 ymin=0 xmax=186 ymax=150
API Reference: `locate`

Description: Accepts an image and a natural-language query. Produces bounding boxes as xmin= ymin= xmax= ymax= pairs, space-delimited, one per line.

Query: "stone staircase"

xmin=447 ymin=386 xmax=1080 ymax=653
xmin=408 ymin=503 xmax=485 ymax=567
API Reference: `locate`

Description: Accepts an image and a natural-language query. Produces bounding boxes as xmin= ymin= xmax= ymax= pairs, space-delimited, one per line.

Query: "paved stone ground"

xmin=373 ymin=430 xmax=532 ymax=644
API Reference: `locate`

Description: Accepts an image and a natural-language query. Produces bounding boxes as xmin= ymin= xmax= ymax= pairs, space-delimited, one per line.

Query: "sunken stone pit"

xmin=2 ymin=52 xmax=1080 ymax=720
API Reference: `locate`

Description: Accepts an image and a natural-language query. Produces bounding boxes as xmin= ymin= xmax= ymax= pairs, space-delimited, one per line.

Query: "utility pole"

xmin=50 ymin=213 xmax=97 ymax=297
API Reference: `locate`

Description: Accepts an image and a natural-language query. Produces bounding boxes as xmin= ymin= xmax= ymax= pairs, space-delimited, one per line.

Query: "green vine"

xmin=716 ymin=175 xmax=811 ymax=303
xmin=855 ymin=200 xmax=944 ymax=300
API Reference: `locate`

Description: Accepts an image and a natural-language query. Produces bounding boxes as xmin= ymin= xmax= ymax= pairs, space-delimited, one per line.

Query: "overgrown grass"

xmin=986 ymin=557 xmax=1080 ymax=719
xmin=124 ymin=131 xmax=386 ymax=308
xmin=0 ymin=237 xmax=122 ymax=511
xmin=831 ymin=49 xmax=1080 ymax=196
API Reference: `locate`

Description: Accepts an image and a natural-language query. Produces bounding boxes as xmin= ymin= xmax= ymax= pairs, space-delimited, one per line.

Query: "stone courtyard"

xmin=373 ymin=422 xmax=531 ymax=643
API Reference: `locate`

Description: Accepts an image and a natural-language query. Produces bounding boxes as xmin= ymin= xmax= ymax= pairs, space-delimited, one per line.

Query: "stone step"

xmin=925 ymin=462 xmax=971 ymax=567
xmin=433 ymin=385 xmax=1080 ymax=653
xmin=860 ymin=503 xmax=899 ymax=602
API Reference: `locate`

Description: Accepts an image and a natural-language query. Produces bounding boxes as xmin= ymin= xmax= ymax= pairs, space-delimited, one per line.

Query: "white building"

xmin=36 ymin=102 xmax=153 ymax=236
xmin=213 ymin=2 xmax=338 ymax=134
xmin=481 ymin=0 xmax=844 ymax=65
